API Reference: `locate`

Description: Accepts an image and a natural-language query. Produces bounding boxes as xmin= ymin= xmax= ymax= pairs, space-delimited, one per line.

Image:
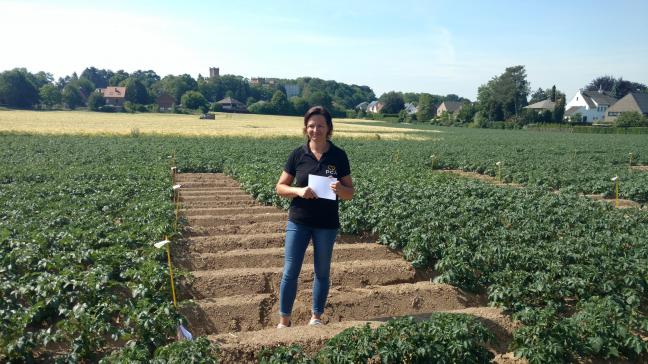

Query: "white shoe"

xmin=277 ymin=323 xmax=289 ymax=329
xmin=308 ymin=318 xmax=323 ymax=326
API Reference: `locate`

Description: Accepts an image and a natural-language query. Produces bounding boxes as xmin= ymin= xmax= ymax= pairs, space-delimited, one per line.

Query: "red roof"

xmin=100 ymin=87 xmax=127 ymax=99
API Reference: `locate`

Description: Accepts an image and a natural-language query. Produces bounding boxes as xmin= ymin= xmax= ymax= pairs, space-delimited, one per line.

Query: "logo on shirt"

xmin=326 ymin=165 xmax=337 ymax=176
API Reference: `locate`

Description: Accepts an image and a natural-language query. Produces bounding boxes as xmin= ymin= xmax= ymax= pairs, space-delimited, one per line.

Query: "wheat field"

xmin=0 ymin=110 xmax=440 ymax=140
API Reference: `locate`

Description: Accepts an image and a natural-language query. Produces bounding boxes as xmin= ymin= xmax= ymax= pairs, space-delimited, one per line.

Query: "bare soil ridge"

xmin=173 ymin=173 xmax=522 ymax=363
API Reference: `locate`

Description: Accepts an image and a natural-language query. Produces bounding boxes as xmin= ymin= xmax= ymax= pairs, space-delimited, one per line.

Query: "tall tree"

xmin=553 ymin=97 xmax=565 ymax=123
xmin=39 ymin=84 xmax=62 ymax=108
xmin=379 ymin=91 xmax=405 ymax=114
xmin=81 ymin=67 xmax=113 ymax=89
xmin=529 ymin=88 xmax=547 ymax=104
xmin=0 ymin=69 xmax=40 ymax=108
xmin=122 ymin=78 xmax=150 ymax=104
xmin=62 ymin=84 xmax=83 ymax=109
xmin=270 ymin=90 xmax=291 ymax=115
xmin=477 ymin=65 xmax=530 ymax=121
xmin=416 ymin=93 xmax=436 ymax=122
xmin=585 ymin=76 xmax=646 ymax=99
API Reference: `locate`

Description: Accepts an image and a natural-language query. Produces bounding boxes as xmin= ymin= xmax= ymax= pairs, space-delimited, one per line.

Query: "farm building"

xmin=605 ymin=92 xmax=648 ymax=122
xmin=216 ymin=97 xmax=248 ymax=113
xmin=565 ymin=89 xmax=617 ymax=123
xmin=156 ymin=94 xmax=176 ymax=111
xmin=98 ymin=87 xmax=127 ymax=108
xmin=436 ymin=101 xmax=463 ymax=117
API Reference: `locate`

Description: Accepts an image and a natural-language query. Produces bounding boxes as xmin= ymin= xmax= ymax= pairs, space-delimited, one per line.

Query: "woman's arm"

xmin=330 ymin=175 xmax=354 ymax=201
xmin=276 ymin=171 xmax=317 ymax=199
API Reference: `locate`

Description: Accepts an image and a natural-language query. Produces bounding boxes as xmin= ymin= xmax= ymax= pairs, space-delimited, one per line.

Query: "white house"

xmin=366 ymin=101 xmax=384 ymax=113
xmin=404 ymin=102 xmax=417 ymax=115
xmin=564 ymin=89 xmax=617 ymax=123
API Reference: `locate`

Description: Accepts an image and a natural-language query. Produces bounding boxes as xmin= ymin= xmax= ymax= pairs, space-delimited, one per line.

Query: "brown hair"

xmin=303 ymin=106 xmax=333 ymax=139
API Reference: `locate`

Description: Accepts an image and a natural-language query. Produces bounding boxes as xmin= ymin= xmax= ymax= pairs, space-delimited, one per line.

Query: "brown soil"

xmin=631 ymin=165 xmax=648 ymax=172
xmin=585 ymin=194 xmax=643 ymax=209
xmin=174 ymin=173 xmax=520 ymax=363
xmin=440 ymin=169 xmax=523 ymax=188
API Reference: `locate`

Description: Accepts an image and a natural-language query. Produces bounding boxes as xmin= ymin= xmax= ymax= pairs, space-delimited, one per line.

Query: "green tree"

xmin=0 ymin=69 xmax=40 ymax=108
xmin=122 ymin=78 xmax=150 ymax=104
xmin=270 ymin=90 xmax=291 ymax=115
xmin=455 ymin=103 xmax=477 ymax=124
xmin=553 ymin=97 xmax=565 ymax=123
xmin=416 ymin=93 xmax=436 ymax=122
xmin=180 ymin=91 xmax=207 ymax=110
xmin=477 ymin=65 xmax=530 ymax=121
xmin=62 ymin=84 xmax=83 ymax=109
xmin=307 ymin=91 xmax=332 ymax=109
xmin=379 ymin=91 xmax=405 ymax=114
xmin=290 ymin=96 xmax=309 ymax=116
xmin=109 ymin=70 xmax=130 ymax=86
xmin=615 ymin=111 xmax=648 ymax=127
xmin=87 ymin=91 xmax=106 ymax=111
xmin=81 ymin=67 xmax=113 ymax=88
xmin=529 ymin=88 xmax=547 ymax=104
xmin=39 ymin=84 xmax=62 ymax=108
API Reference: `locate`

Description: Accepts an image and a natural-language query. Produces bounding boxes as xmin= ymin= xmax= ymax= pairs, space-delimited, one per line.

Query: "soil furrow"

xmin=185 ymin=259 xmax=415 ymax=298
xmin=175 ymin=173 xmax=516 ymax=363
xmin=176 ymin=243 xmax=402 ymax=270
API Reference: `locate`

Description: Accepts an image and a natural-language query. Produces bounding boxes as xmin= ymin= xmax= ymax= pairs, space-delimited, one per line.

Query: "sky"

xmin=1 ymin=0 xmax=647 ymax=100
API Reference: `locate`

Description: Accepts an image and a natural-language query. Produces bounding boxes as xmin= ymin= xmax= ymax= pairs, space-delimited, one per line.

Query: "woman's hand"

xmin=330 ymin=176 xmax=354 ymax=200
xmin=299 ymin=186 xmax=318 ymax=199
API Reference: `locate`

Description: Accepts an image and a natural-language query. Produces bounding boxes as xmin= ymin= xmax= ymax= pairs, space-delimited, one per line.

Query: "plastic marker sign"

xmin=154 ymin=240 xmax=170 ymax=249
xmin=611 ymin=176 xmax=618 ymax=181
xmin=172 ymin=184 xmax=182 ymax=190
xmin=177 ymin=324 xmax=193 ymax=341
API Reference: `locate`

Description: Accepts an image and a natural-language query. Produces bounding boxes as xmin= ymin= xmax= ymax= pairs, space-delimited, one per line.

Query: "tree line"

xmin=0 ymin=67 xmax=376 ymax=116
xmin=0 ymin=66 xmax=645 ymax=127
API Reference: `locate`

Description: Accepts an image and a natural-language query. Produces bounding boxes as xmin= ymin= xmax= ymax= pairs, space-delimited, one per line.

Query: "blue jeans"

xmin=279 ymin=220 xmax=338 ymax=317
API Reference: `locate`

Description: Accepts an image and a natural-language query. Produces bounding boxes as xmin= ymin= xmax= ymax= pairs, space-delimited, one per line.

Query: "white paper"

xmin=308 ymin=174 xmax=337 ymax=200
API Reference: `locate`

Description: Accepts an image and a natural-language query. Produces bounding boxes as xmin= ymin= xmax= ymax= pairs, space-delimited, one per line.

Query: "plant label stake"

xmin=496 ymin=161 xmax=502 ymax=182
xmin=154 ymin=237 xmax=193 ymax=341
xmin=611 ymin=176 xmax=619 ymax=208
xmin=172 ymin=184 xmax=182 ymax=232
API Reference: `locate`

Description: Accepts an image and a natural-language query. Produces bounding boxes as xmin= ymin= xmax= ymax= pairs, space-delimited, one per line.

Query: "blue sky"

xmin=1 ymin=0 xmax=647 ymax=100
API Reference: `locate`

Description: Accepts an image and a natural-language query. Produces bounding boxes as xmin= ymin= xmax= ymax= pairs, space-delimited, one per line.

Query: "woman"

xmin=275 ymin=106 xmax=354 ymax=328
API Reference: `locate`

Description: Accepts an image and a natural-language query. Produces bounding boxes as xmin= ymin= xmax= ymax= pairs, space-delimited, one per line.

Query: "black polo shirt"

xmin=284 ymin=141 xmax=351 ymax=229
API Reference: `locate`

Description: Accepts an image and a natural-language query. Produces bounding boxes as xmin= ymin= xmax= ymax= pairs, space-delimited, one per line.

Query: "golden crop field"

xmin=0 ymin=110 xmax=440 ymax=140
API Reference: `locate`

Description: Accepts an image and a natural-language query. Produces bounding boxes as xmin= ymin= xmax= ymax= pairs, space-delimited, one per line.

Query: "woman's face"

xmin=306 ymin=115 xmax=329 ymax=142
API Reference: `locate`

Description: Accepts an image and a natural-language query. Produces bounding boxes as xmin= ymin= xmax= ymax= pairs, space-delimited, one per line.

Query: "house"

xmin=99 ymin=87 xmax=127 ymax=108
xmin=284 ymin=84 xmax=300 ymax=98
xmin=156 ymin=94 xmax=176 ymax=111
xmin=564 ymin=89 xmax=617 ymax=123
xmin=404 ymin=102 xmax=417 ymax=115
xmin=436 ymin=101 xmax=463 ymax=117
xmin=215 ymin=97 xmax=248 ymax=113
xmin=605 ymin=92 xmax=648 ymax=122
xmin=523 ymin=99 xmax=555 ymax=113
xmin=355 ymin=101 xmax=369 ymax=111
xmin=366 ymin=101 xmax=384 ymax=113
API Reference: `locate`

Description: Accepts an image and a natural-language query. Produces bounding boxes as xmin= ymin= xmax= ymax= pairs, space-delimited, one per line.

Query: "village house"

xmin=404 ymin=102 xmax=417 ymax=115
xmin=436 ymin=101 xmax=463 ymax=117
xmin=605 ymin=92 xmax=648 ymax=122
xmin=523 ymin=99 xmax=555 ymax=113
xmin=564 ymin=89 xmax=617 ymax=123
xmin=98 ymin=87 xmax=127 ymax=108
xmin=215 ymin=97 xmax=248 ymax=113
xmin=366 ymin=101 xmax=384 ymax=113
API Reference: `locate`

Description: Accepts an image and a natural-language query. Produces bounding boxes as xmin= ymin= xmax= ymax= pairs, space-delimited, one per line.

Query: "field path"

xmin=174 ymin=173 xmax=520 ymax=363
